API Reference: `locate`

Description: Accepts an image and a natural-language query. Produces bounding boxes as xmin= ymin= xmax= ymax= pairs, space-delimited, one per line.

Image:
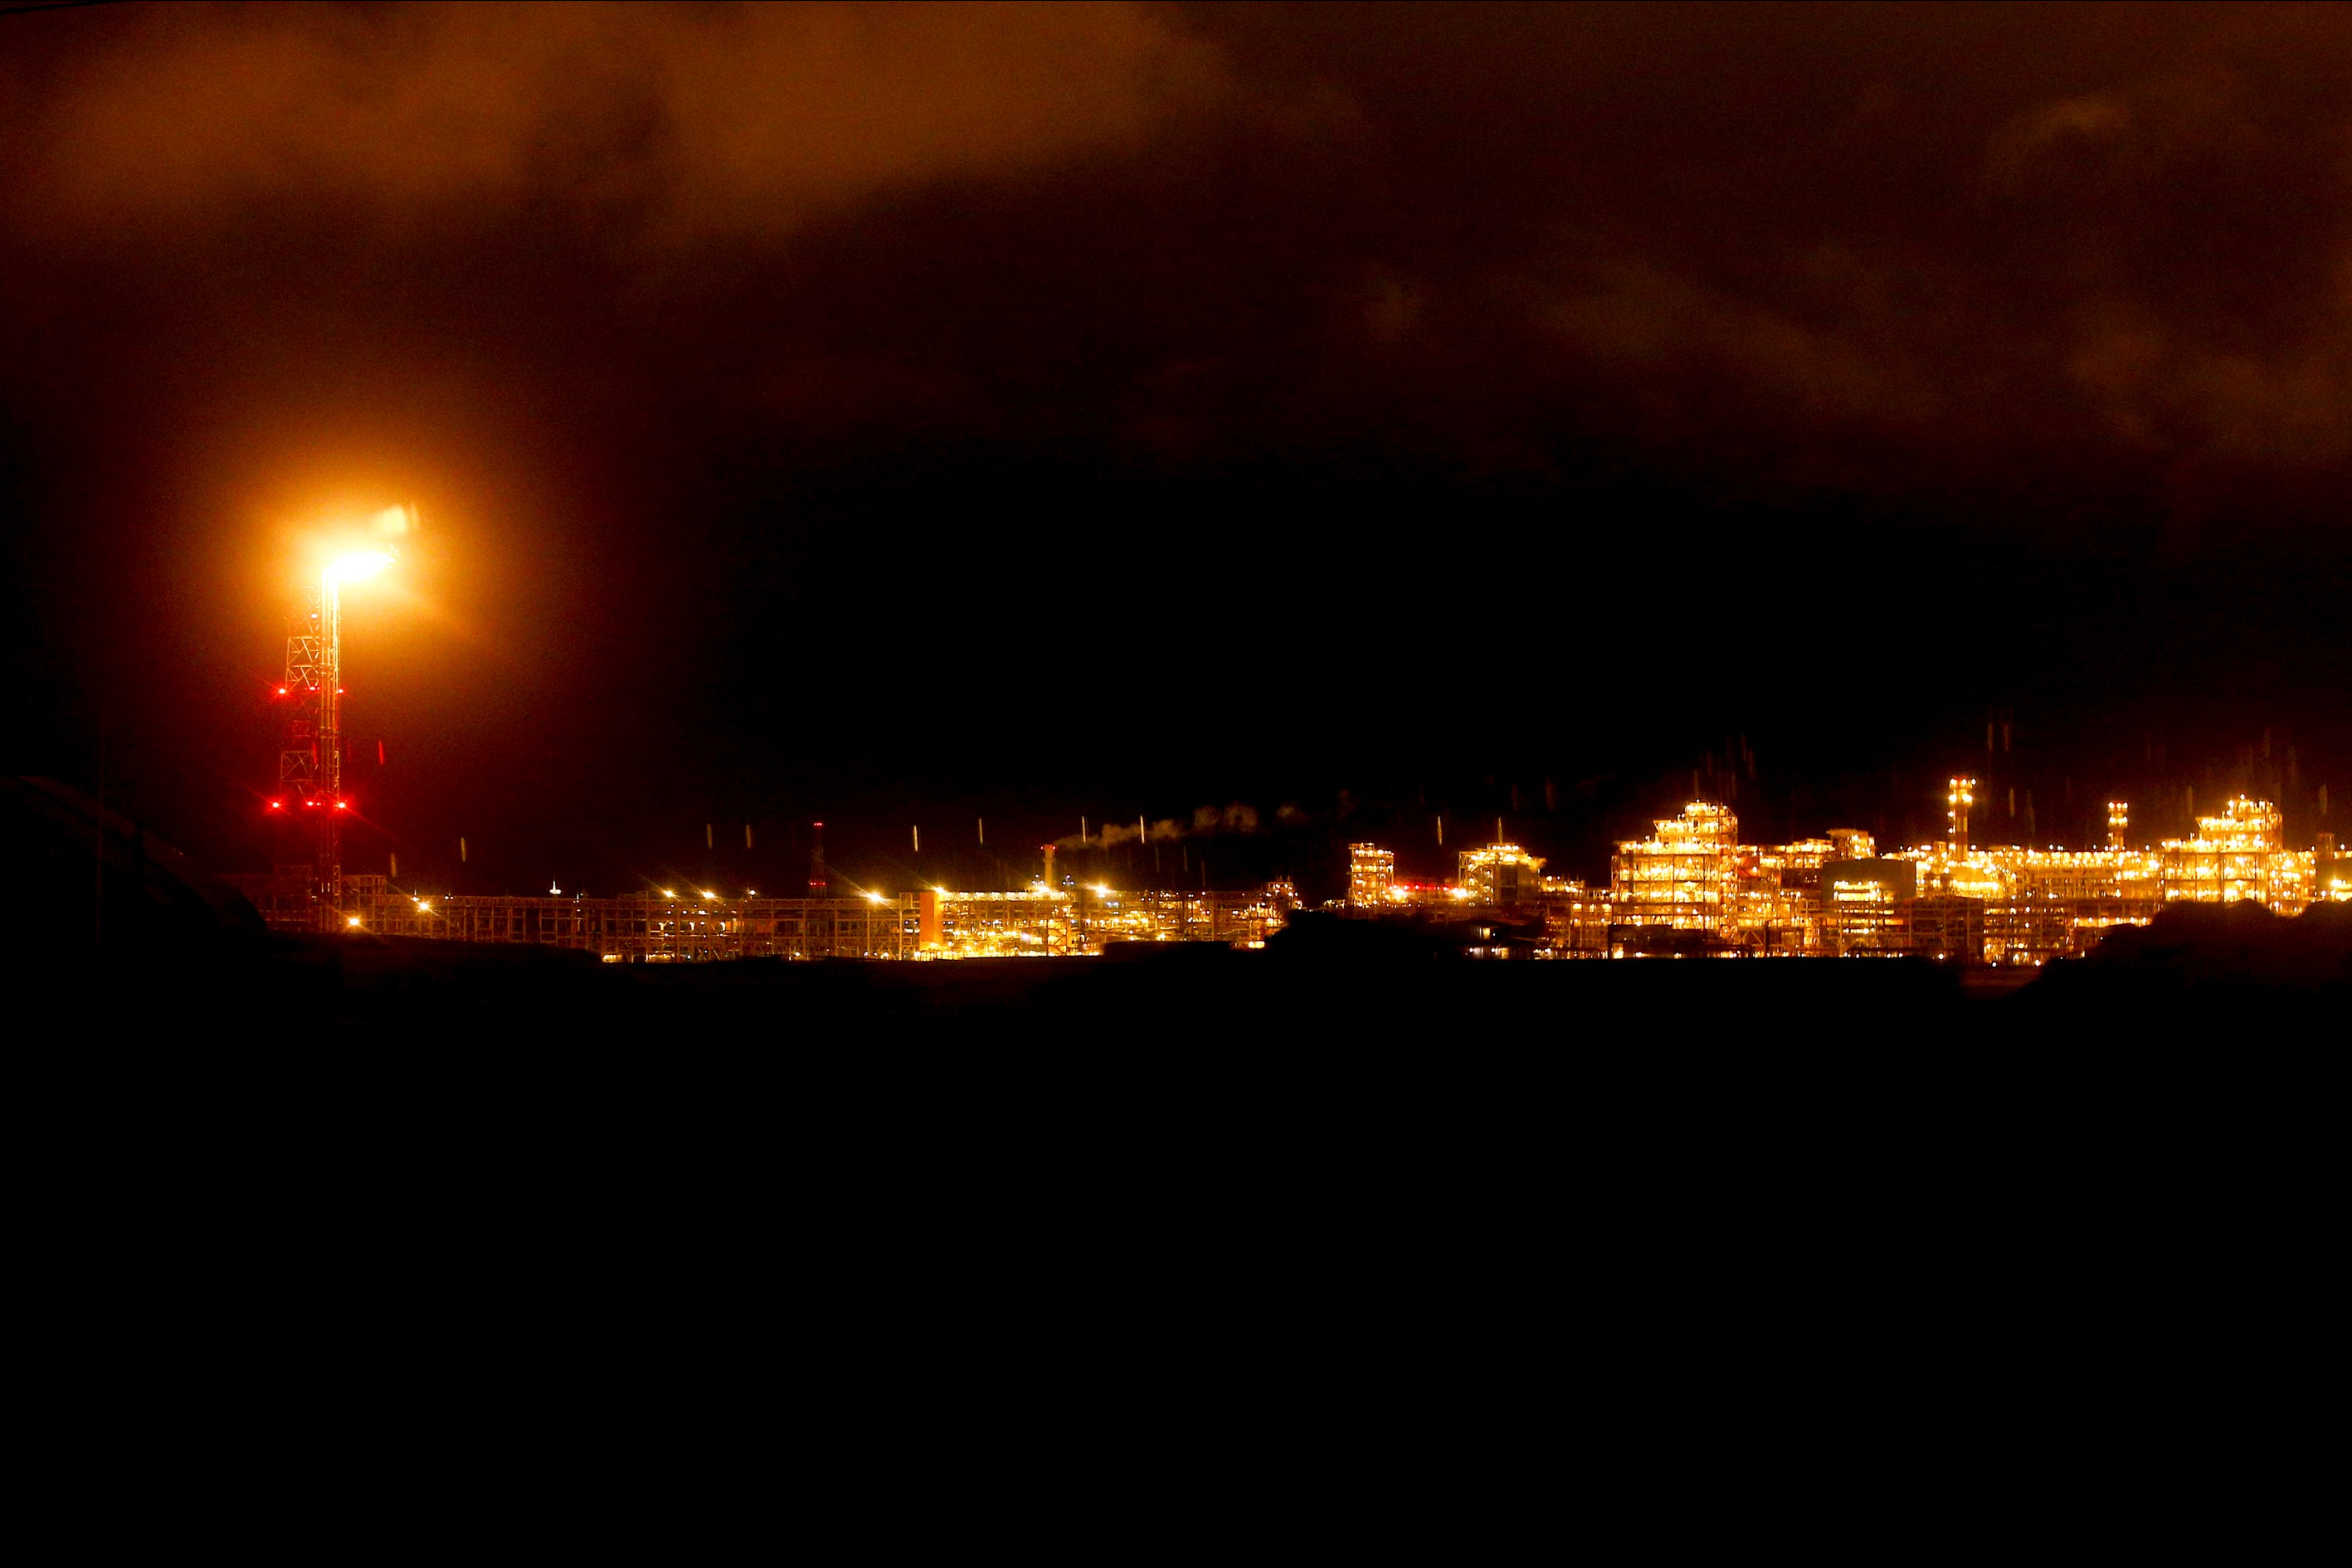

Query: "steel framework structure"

xmin=274 ymin=568 xmax=351 ymax=928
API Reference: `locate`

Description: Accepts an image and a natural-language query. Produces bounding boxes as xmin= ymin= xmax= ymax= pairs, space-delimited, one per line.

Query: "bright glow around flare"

xmin=326 ymin=550 xmax=395 ymax=585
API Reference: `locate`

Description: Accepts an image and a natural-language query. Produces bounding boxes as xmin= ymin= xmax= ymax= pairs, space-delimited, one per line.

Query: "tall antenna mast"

xmin=272 ymin=550 xmax=380 ymax=928
xmin=274 ymin=577 xmax=343 ymax=927
xmin=319 ymin=562 xmax=346 ymax=924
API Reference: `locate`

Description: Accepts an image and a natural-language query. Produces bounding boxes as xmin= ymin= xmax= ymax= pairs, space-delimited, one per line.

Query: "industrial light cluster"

xmin=1342 ymin=787 xmax=2347 ymax=966
xmin=918 ymin=884 xmax=1297 ymax=958
xmin=239 ymin=785 xmax=2340 ymax=968
xmin=239 ymin=874 xmax=1304 ymax=962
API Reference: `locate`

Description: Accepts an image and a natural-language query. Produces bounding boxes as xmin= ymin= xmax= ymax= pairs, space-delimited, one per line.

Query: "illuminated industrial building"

xmin=1946 ymin=777 xmax=1976 ymax=855
xmin=1609 ymin=802 xmax=1740 ymax=933
xmin=1457 ymin=842 xmax=1546 ymax=906
xmin=1820 ymin=857 xmax=1915 ymax=956
xmin=1348 ymin=843 xmax=1395 ymax=908
xmin=2159 ymin=796 xmax=2301 ymax=907
xmin=1538 ymin=882 xmax=1614 ymax=957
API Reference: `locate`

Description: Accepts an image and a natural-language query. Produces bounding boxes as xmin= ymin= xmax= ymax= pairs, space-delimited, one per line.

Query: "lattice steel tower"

xmin=271 ymin=567 xmax=358 ymax=928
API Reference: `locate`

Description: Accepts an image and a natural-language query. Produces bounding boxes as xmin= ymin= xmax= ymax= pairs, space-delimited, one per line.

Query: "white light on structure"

xmin=346 ymin=915 xmax=362 ymax=928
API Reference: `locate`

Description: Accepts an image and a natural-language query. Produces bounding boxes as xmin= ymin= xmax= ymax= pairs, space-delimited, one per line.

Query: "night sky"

xmin=3 ymin=2 xmax=2348 ymax=899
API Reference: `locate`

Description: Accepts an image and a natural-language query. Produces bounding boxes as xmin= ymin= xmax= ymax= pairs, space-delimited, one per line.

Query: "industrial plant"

xmin=227 ymin=542 xmax=2348 ymax=966
xmin=1353 ymin=791 xmax=2345 ymax=966
xmin=229 ymin=786 xmax=2346 ymax=967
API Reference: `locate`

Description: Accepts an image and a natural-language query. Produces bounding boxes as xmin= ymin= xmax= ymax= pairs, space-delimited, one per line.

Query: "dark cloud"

xmin=11 ymin=2 xmax=2352 ymax=476
xmin=14 ymin=2 xmax=1226 ymax=239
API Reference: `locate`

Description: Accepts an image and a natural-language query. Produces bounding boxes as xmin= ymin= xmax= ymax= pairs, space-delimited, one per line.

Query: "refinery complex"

xmin=232 ymin=542 xmax=2347 ymax=965
xmin=1349 ymin=789 xmax=2345 ymax=965
xmin=229 ymin=784 xmax=2349 ymax=967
